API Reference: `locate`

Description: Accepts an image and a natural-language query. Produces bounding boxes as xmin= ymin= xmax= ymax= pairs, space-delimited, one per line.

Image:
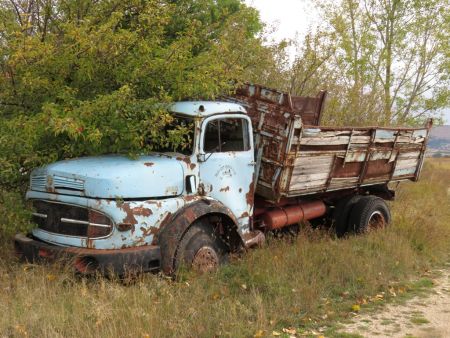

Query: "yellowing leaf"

xmin=46 ymin=274 xmax=56 ymax=281
xmin=351 ymin=304 xmax=361 ymax=312
xmin=254 ymin=329 xmax=264 ymax=338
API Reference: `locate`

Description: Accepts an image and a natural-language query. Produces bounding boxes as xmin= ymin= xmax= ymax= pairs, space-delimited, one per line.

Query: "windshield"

xmin=150 ymin=115 xmax=195 ymax=155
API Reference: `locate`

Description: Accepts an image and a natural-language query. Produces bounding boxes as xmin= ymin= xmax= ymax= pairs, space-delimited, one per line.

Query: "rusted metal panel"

xmin=224 ymin=83 xmax=327 ymax=200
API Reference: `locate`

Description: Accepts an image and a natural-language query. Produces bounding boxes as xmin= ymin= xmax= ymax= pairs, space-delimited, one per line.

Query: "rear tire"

xmin=348 ymin=196 xmax=391 ymax=234
xmin=174 ymin=220 xmax=228 ymax=273
xmin=333 ymin=195 xmax=363 ymax=237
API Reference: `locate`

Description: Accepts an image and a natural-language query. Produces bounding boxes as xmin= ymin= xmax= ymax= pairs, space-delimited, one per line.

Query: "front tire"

xmin=348 ymin=196 xmax=391 ymax=234
xmin=174 ymin=220 xmax=228 ymax=273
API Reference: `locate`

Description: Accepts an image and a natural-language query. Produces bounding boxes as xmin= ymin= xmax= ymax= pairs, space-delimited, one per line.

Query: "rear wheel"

xmin=348 ymin=196 xmax=391 ymax=234
xmin=174 ymin=220 xmax=228 ymax=273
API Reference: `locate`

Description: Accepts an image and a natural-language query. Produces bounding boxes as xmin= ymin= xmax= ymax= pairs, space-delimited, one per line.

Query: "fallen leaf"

xmin=254 ymin=329 xmax=264 ymax=338
xmin=351 ymin=304 xmax=361 ymax=312
xmin=241 ymin=284 xmax=247 ymax=290
xmin=46 ymin=274 xmax=56 ymax=281
xmin=282 ymin=327 xmax=297 ymax=335
xmin=272 ymin=331 xmax=281 ymax=336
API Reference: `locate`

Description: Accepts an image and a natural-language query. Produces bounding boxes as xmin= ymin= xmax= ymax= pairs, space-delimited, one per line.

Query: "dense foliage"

xmin=0 ymin=0 xmax=277 ymax=236
xmin=0 ymin=0 xmax=271 ymax=191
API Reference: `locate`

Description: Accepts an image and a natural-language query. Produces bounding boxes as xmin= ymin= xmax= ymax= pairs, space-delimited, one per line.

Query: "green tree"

xmin=289 ymin=0 xmax=450 ymax=126
xmin=0 ymin=0 xmax=280 ymax=236
xmin=0 ymin=0 xmax=271 ymax=190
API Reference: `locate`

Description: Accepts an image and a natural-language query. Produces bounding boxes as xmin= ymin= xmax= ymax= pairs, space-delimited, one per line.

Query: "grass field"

xmin=0 ymin=158 xmax=449 ymax=338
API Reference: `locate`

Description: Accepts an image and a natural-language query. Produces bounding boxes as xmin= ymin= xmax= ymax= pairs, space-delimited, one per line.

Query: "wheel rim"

xmin=368 ymin=211 xmax=386 ymax=230
xmin=192 ymin=246 xmax=220 ymax=273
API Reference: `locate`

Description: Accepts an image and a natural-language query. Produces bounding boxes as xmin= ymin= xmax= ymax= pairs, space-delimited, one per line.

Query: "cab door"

xmin=198 ymin=114 xmax=254 ymax=231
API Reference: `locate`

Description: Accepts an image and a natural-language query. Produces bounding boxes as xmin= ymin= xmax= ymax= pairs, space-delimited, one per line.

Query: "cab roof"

xmin=169 ymin=101 xmax=246 ymax=117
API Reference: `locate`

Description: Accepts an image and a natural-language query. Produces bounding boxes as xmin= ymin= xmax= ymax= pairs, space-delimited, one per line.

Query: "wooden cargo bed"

xmin=226 ymin=84 xmax=432 ymax=201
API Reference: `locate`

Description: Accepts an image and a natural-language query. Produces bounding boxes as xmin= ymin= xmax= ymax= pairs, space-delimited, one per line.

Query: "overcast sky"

xmin=245 ymin=0 xmax=450 ymax=124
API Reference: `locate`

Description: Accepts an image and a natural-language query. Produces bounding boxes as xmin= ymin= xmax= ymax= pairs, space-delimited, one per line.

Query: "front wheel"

xmin=348 ymin=196 xmax=391 ymax=234
xmin=174 ymin=221 xmax=228 ymax=273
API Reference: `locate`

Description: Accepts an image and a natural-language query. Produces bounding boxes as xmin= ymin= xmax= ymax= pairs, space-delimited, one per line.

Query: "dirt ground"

xmin=337 ymin=265 xmax=450 ymax=338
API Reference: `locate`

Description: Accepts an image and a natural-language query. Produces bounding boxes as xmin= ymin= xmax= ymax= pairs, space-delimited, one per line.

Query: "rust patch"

xmin=86 ymin=238 xmax=94 ymax=249
xmin=176 ymin=156 xmax=192 ymax=166
xmin=145 ymin=200 xmax=163 ymax=208
xmin=176 ymin=156 xmax=197 ymax=171
xmin=245 ymin=181 xmax=255 ymax=207
xmin=240 ymin=211 xmax=249 ymax=218
xmin=132 ymin=206 xmax=153 ymax=217
xmin=140 ymin=226 xmax=160 ymax=237
xmin=117 ymin=202 xmax=153 ymax=225
xmin=45 ymin=176 xmax=56 ymax=193
xmin=144 ymin=162 xmax=154 ymax=167
xmin=183 ymin=195 xmax=197 ymax=202
xmin=220 ymin=186 xmax=230 ymax=192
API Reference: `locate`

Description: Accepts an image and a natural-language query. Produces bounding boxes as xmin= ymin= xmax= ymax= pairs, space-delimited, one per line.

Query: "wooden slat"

xmin=291 ymin=173 xmax=329 ymax=181
xmin=395 ymin=159 xmax=419 ymax=170
xmin=299 ymin=135 xmax=370 ymax=146
xmin=398 ymin=151 xmax=421 ymax=160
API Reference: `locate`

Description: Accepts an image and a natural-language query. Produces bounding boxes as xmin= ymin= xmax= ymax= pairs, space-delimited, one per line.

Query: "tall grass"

xmin=0 ymin=159 xmax=449 ymax=337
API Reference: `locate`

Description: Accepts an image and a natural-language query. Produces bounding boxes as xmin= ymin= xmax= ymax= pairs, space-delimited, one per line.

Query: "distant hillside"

xmin=431 ymin=125 xmax=450 ymax=140
xmin=428 ymin=125 xmax=450 ymax=156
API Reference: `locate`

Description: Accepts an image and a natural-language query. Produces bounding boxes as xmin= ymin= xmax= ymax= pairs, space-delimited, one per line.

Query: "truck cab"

xmin=15 ymin=102 xmax=258 ymax=274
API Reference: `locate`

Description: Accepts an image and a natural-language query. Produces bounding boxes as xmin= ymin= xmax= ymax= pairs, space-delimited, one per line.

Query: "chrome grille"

xmin=32 ymin=201 xmax=112 ymax=238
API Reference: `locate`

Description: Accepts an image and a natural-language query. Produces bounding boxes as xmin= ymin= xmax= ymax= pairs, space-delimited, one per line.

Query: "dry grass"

xmin=0 ymin=159 xmax=449 ymax=338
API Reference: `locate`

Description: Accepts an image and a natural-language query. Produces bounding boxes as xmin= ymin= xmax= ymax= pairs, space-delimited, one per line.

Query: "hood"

xmin=29 ymin=155 xmax=185 ymax=199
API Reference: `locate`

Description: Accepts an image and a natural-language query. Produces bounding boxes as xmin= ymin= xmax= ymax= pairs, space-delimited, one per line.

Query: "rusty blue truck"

xmin=14 ymin=84 xmax=432 ymax=275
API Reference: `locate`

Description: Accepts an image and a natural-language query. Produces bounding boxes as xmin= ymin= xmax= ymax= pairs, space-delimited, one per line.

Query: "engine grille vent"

xmin=53 ymin=176 xmax=85 ymax=192
xmin=30 ymin=175 xmax=85 ymax=192
xmin=30 ymin=175 xmax=47 ymax=191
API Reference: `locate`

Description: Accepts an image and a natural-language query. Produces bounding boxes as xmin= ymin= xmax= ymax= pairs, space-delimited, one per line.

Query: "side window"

xmin=204 ymin=118 xmax=250 ymax=153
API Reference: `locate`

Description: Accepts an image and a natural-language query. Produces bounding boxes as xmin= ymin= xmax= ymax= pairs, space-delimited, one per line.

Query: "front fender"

xmin=156 ymin=198 xmax=241 ymax=274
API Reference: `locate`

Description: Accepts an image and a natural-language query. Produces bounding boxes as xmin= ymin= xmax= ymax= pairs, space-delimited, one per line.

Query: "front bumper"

xmin=14 ymin=233 xmax=161 ymax=275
